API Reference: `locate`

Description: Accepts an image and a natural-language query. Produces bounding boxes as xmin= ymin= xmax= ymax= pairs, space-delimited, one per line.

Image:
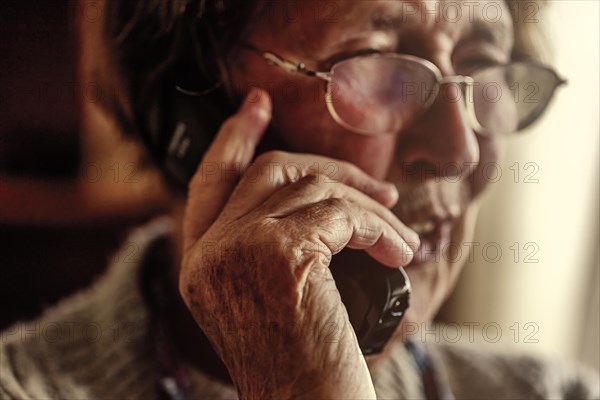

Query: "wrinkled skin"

xmin=178 ymin=0 xmax=513 ymax=398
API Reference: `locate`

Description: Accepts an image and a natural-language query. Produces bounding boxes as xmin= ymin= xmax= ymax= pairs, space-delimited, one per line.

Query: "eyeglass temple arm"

xmin=239 ymin=42 xmax=331 ymax=81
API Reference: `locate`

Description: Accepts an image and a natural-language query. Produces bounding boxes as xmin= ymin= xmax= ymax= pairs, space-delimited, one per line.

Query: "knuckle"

xmin=282 ymin=173 xmax=323 ymax=196
xmin=298 ymin=172 xmax=322 ymax=186
xmin=255 ymin=150 xmax=288 ymax=166
xmin=252 ymin=151 xmax=292 ymax=182
xmin=357 ymin=212 xmax=378 ymax=236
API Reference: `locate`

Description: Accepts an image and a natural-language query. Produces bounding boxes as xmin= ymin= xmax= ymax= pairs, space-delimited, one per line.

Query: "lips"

xmin=393 ymin=182 xmax=467 ymax=266
xmin=409 ymin=220 xmax=436 ymax=236
xmin=408 ymin=219 xmax=453 ymax=265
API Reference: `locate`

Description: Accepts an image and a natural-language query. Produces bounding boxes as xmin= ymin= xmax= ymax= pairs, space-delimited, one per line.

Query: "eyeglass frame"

xmin=239 ymin=42 xmax=567 ymax=136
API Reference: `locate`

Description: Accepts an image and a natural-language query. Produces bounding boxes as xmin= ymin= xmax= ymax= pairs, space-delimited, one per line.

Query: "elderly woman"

xmin=1 ymin=0 xmax=598 ymax=399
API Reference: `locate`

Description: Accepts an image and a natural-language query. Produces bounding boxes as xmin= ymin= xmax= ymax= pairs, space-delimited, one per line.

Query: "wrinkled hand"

xmin=179 ymin=89 xmax=419 ymax=399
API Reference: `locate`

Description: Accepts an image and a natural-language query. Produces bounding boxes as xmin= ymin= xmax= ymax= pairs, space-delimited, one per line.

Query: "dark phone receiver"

xmin=329 ymin=250 xmax=411 ymax=355
xmin=146 ymin=86 xmax=234 ymax=188
xmin=148 ymin=86 xmax=411 ymax=354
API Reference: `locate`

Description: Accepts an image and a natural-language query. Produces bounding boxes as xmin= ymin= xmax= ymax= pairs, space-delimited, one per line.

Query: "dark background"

xmin=0 ymin=0 xmax=164 ymax=329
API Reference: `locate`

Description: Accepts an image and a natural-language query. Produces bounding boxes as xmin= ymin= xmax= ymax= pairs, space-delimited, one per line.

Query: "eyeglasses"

xmin=241 ymin=43 xmax=567 ymax=136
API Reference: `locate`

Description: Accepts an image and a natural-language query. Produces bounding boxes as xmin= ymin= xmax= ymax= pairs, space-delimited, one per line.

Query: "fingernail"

xmin=242 ymin=88 xmax=265 ymax=110
xmin=242 ymin=87 xmax=261 ymax=107
xmin=242 ymin=88 xmax=271 ymax=123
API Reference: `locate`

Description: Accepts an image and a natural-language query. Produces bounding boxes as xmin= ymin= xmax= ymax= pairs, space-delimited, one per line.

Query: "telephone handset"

xmin=146 ymin=84 xmax=411 ymax=354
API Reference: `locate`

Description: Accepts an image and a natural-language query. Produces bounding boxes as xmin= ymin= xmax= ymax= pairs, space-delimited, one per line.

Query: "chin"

xmin=395 ymin=202 xmax=481 ymax=342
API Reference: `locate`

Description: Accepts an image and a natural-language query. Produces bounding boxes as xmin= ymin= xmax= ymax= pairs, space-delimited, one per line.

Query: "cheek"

xmin=269 ymin=79 xmax=399 ymax=178
xmin=231 ymin=56 xmax=399 ymax=178
xmin=270 ymin=79 xmax=334 ymax=150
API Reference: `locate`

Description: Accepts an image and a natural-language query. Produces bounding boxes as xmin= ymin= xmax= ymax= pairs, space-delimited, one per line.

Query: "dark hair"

xmin=96 ymin=0 xmax=547 ymax=139
xmin=99 ymin=0 xmax=268 ymax=138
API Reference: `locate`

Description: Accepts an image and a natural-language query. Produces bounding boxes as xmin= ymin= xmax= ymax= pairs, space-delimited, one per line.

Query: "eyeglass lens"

xmin=327 ymin=56 xmax=561 ymax=135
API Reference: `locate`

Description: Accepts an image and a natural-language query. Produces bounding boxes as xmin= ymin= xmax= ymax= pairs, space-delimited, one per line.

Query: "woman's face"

xmin=229 ymin=0 xmax=514 ymax=326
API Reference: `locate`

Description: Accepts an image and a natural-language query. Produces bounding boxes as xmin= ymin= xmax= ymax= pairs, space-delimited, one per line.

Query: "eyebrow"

xmin=369 ymin=5 xmax=511 ymax=42
xmin=371 ymin=14 xmax=403 ymax=31
xmin=369 ymin=6 xmax=412 ymax=31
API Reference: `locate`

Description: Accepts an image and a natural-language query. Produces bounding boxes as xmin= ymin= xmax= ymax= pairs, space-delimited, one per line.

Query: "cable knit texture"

xmin=1 ymin=217 xmax=599 ymax=399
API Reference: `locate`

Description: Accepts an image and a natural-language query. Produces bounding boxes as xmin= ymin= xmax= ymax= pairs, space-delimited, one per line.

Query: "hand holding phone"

xmin=151 ymin=86 xmax=415 ymax=358
xmin=174 ymin=88 xmax=419 ymax=397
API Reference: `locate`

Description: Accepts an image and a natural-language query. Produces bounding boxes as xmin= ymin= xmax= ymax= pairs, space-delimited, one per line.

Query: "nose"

xmin=397 ymin=81 xmax=480 ymax=179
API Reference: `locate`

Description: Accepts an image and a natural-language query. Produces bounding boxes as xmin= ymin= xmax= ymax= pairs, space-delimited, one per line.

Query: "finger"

xmin=183 ymin=88 xmax=272 ymax=252
xmin=221 ymin=154 xmax=398 ymax=221
xmin=288 ymin=197 xmax=414 ymax=267
xmin=259 ymin=174 xmax=420 ymax=253
xmin=307 ymin=158 xmax=399 ymax=208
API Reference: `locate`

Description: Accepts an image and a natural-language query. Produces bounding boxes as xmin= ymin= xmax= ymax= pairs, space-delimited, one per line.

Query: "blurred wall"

xmin=442 ymin=0 xmax=600 ymax=372
xmin=0 ymin=0 xmax=170 ymax=328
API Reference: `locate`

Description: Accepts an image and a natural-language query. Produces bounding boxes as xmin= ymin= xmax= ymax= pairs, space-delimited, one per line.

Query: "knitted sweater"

xmin=1 ymin=218 xmax=599 ymax=399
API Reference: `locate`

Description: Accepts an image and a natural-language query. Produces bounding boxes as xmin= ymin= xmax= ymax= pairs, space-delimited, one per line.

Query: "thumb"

xmin=183 ymin=88 xmax=272 ymax=252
